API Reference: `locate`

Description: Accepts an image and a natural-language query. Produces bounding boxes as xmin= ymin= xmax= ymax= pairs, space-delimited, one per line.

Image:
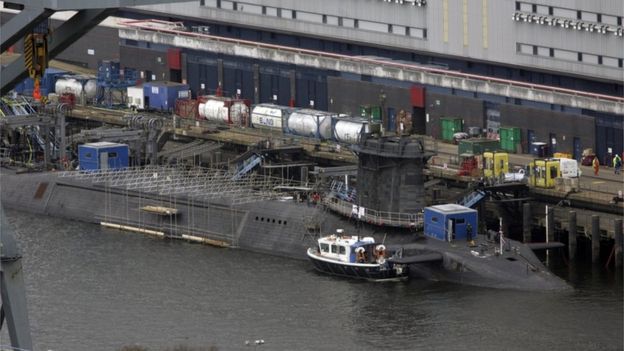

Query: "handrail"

xmin=323 ymin=196 xmax=424 ymax=228
xmin=120 ymin=19 xmax=624 ymax=104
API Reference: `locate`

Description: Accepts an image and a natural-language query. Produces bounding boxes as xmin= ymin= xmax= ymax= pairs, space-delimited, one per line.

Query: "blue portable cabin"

xmin=78 ymin=142 xmax=129 ymax=171
xmin=424 ymin=204 xmax=478 ymax=242
xmin=143 ymin=81 xmax=190 ymax=112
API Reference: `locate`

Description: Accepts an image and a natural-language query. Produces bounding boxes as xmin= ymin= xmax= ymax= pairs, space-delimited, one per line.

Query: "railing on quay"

xmin=322 ymin=195 xmax=424 ymax=229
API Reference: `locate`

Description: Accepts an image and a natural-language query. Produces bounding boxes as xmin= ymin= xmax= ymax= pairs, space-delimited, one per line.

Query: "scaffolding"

xmin=58 ymin=165 xmax=305 ymax=206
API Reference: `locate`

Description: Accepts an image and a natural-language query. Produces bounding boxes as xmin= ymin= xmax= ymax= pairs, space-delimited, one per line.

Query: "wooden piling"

xmin=568 ymin=211 xmax=577 ymax=260
xmin=523 ymin=202 xmax=531 ymax=243
xmin=592 ymin=215 xmax=600 ymax=264
xmin=615 ymin=218 xmax=623 ymax=268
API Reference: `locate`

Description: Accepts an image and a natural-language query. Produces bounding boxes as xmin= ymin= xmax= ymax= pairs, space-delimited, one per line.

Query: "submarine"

xmin=0 ymin=134 xmax=570 ymax=291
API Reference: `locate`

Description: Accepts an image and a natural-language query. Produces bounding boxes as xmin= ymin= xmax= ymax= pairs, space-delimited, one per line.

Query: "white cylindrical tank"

xmin=55 ymin=78 xmax=83 ymax=97
xmin=333 ymin=117 xmax=369 ymax=144
xmin=229 ymin=101 xmax=249 ymax=125
xmin=83 ymin=79 xmax=97 ymax=99
xmin=287 ymin=109 xmax=333 ymax=139
xmin=199 ymin=99 xmax=229 ymax=123
xmin=251 ymin=104 xmax=287 ymax=130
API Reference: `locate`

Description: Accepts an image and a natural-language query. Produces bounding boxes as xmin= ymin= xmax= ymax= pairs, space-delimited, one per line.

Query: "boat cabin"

xmin=316 ymin=231 xmax=385 ymax=264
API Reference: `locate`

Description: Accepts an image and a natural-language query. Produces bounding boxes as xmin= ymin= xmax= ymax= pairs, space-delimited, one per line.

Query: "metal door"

xmin=573 ymin=137 xmax=581 ymax=161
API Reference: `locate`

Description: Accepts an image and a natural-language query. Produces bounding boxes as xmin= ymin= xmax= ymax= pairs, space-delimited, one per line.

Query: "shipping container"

xmin=127 ymin=86 xmax=144 ymax=109
xmin=440 ymin=117 xmax=463 ymax=141
xmin=332 ymin=116 xmax=370 ymax=144
xmin=143 ymin=81 xmax=190 ymax=112
xmin=197 ymin=95 xmax=251 ymax=126
xmin=457 ymin=138 xmax=500 ymax=156
xmin=359 ymin=105 xmax=382 ymax=122
xmin=175 ymin=98 xmax=199 ymax=119
xmin=251 ymin=103 xmax=291 ymax=131
xmin=13 ymin=68 xmax=66 ymax=96
xmin=499 ymin=126 xmax=522 ymax=153
xmin=78 ymin=142 xmax=129 ymax=171
xmin=286 ymin=108 xmax=336 ymax=139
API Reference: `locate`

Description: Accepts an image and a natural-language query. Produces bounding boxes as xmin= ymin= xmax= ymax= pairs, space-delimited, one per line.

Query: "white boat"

xmin=306 ymin=230 xmax=408 ymax=281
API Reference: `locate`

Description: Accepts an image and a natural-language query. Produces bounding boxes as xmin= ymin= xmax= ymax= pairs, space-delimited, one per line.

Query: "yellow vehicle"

xmin=527 ymin=159 xmax=561 ymax=188
xmin=483 ymin=152 xmax=509 ymax=178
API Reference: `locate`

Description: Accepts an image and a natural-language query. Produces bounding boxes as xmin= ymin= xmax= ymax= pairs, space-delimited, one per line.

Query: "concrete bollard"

xmin=568 ymin=211 xmax=577 ymax=261
xmin=615 ymin=219 xmax=623 ymax=268
xmin=523 ymin=202 xmax=531 ymax=243
xmin=592 ymin=215 xmax=600 ymax=264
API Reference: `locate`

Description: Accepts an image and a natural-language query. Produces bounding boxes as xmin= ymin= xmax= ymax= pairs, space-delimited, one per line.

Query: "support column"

xmin=522 ymin=202 xmax=531 ymax=243
xmin=217 ymin=59 xmax=224 ymax=94
xmin=568 ymin=211 xmax=577 ymax=261
xmin=592 ymin=215 xmax=600 ymax=264
xmin=615 ymin=218 xmax=622 ymax=268
xmin=253 ymin=64 xmax=260 ymax=104
xmin=289 ymin=70 xmax=296 ymax=107
xmin=180 ymin=52 xmax=188 ymax=85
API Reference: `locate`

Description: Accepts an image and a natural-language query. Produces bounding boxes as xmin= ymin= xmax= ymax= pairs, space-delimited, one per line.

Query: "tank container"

xmin=251 ymin=104 xmax=290 ymax=131
xmin=333 ymin=116 xmax=370 ymax=144
xmin=198 ymin=96 xmax=250 ymax=125
xmin=286 ymin=109 xmax=335 ymax=139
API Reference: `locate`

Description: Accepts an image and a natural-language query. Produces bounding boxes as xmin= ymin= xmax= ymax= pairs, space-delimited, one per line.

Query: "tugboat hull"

xmin=306 ymin=248 xmax=408 ymax=282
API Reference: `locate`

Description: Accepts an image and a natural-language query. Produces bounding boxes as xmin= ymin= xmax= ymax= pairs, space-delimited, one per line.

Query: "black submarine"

xmin=0 ymin=134 xmax=570 ymax=291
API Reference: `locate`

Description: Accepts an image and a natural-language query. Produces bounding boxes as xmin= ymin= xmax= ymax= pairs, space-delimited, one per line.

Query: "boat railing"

xmin=322 ymin=196 xmax=423 ymax=229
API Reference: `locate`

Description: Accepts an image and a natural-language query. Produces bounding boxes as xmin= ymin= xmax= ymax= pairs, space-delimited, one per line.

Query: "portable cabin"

xmin=127 ymin=85 xmax=144 ymax=109
xmin=143 ymin=81 xmax=190 ymax=112
xmin=527 ymin=159 xmax=560 ymax=188
xmin=78 ymin=142 xmax=129 ymax=171
xmin=483 ymin=151 xmax=509 ymax=178
xmin=424 ymin=204 xmax=478 ymax=242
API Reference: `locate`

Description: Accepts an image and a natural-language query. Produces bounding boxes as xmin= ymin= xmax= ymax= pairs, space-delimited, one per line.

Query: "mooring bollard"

xmin=568 ymin=211 xmax=577 ymax=261
xmin=523 ymin=202 xmax=531 ymax=243
xmin=615 ymin=219 xmax=623 ymax=268
xmin=592 ymin=215 xmax=600 ymax=264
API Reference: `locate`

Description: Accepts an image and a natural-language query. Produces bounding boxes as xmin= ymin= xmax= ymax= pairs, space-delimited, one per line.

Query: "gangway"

xmin=458 ymin=189 xmax=487 ymax=208
xmin=328 ymin=179 xmax=357 ymax=203
xmin=231 ymin=153 xmax=263 ymax=180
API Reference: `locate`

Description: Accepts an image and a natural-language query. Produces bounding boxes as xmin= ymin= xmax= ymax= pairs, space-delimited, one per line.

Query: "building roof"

xmin=427 ymin=204 xmax=477 ymax=214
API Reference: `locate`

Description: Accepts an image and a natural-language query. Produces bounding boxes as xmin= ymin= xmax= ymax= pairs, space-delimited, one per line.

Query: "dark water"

xmin=2 ymin=209 xmax=623 ymax=351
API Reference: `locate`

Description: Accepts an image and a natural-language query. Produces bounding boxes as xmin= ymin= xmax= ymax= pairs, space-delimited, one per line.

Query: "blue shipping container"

xmin=78 ymin=142 xmax=129 ymax=171
xmin=11 ymin=68 xmax=66 ymax=96
xmin=143 ymin=81 xmax=190 ymax=112
xmin=424 ymin=204 xmax=478 ymax=242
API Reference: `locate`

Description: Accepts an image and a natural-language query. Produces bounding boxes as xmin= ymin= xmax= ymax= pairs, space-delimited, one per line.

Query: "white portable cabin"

xmin=126 ymin=85 xmax=144 ymax=109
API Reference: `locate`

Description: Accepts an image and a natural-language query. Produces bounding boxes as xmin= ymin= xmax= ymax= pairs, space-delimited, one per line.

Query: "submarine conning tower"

xmin=352 ymin=134 xmax=434 ymax=214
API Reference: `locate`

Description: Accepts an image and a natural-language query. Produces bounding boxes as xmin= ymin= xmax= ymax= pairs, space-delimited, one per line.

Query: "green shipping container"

xmin=499 ymin=126 xmax=521 ymax=153
xmin=359 ymin=105 xmax=382 ymax=122
xmin=440 ymin=117 xmax=463 ymax=141
xmin=458 ymin=138 xmax=500 ymax=156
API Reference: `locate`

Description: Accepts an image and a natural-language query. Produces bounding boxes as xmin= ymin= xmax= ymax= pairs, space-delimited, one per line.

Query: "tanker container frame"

xmin=197 ymin=95 xmax=251 ymax=127
xmin=285 ymin=108 xmax=335 ymax=140
xmin=331 ymin=115 xmax=370 ymax=145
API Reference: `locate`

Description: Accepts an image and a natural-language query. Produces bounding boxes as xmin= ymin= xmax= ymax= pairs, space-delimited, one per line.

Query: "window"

xmin=455 ymin=218 xmax=465 ymax=224
xmin=431 ymin=216 xmax=438 ymax=223
xmin=339 ymin=246 xmax=346 ymax=255
xmin=85 ymin=152 xmax=92 ymax=159
xmin=108 ymin=152 xmax=118 ymax=158
xmin=320 ymin=243 xmax=329 ymax=252
xmin=331 ymin=245 xmax=338 ymax=253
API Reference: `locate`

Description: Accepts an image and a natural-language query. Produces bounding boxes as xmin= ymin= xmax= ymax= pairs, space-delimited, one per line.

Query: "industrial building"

xmin=2 ymin=0 xmax=623 ymax=161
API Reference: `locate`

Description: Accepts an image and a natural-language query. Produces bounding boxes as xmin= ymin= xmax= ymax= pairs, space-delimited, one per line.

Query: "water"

xmin=2 ymin=209 xmax=623 ymax=351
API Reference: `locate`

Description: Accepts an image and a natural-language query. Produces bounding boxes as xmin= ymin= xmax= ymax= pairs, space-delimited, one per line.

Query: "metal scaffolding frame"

xmin=58 ymin=165 xmax=306 ymax=205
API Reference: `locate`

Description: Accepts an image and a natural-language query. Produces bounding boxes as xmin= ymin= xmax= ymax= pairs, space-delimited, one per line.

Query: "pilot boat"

xmin=306 ymin=229 xmax=409 ymax=281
